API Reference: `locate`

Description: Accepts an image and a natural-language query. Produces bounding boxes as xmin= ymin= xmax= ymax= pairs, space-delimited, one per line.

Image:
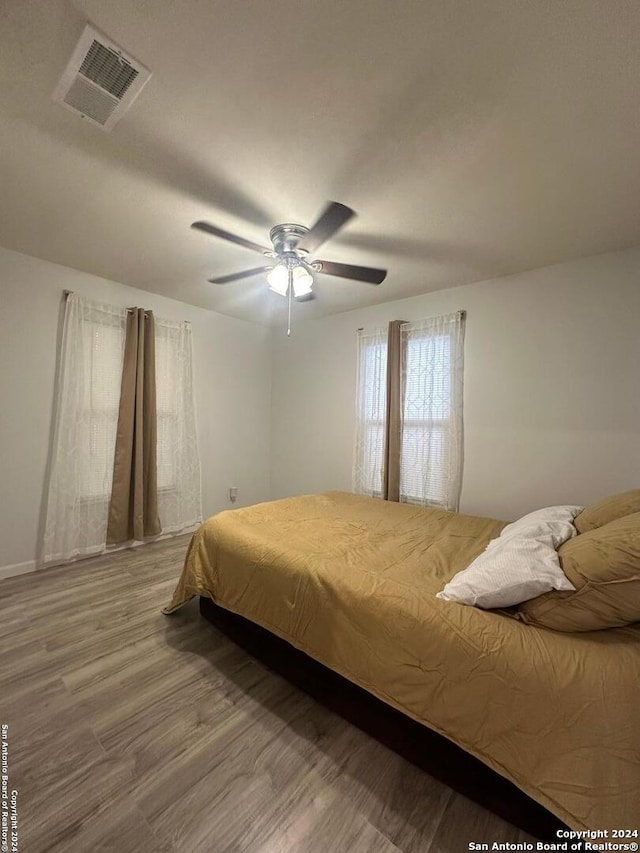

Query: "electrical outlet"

xmin=229 ymin=487 xmax=238 ymax=503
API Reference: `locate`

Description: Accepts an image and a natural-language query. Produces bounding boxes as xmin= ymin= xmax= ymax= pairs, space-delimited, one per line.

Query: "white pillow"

xmin=436 ymin=505 xmax=582 ymax=609
xmin=498 ymin=505 xmax=583 ymax=543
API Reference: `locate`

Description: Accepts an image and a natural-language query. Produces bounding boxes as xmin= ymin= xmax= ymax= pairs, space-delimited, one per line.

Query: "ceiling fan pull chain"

xmin=287 ymin=268 xmax=293 ymax=336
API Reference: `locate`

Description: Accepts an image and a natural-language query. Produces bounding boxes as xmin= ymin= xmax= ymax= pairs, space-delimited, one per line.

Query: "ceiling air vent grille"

xmin=52 ymin=24 xmax=151 ymax=132
xmin=79 ymin=40 xmax=139 ymax=99
xmin=63 ymin=76 xmax=119 ymax=125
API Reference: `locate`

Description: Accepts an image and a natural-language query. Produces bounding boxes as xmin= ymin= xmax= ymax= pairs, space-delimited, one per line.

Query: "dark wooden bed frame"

xmin=199 ymin=596 xmax=567 ymax=840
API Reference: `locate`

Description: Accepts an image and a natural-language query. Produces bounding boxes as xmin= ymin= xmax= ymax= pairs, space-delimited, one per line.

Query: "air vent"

xmin=52 ymin=24 xmax=151 ymax=132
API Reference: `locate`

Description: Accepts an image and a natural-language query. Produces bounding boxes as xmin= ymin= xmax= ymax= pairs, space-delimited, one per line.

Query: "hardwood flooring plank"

xmin=2 ymin=675 xmax=74 ymax=726
xmin=248 ymin=784 xmax=341 ymax=853
xmin=12 ymin=719 xmax=107 ymax=797
xmin=0 ymin=605 xmax=28 ymax=644
xmin=17 ymin=755 xmax=136 ymax=853
xmin=46 ymin=796 xmax=173 ymax=853
xmin=60 ymin=620 xmax=220 ymax=693
xmin=25 ymin=575 xmax=176 ymax=628
xmin=0 ymin=636 xmax=55 ymax=699
xmin=428 ymin=789 xmax=523 ymax=852
xmin=137 ymin=678 xmax=317 ymax=828
xmin=35 ymin=609 xmax=179 ymax=677
xmin=248 ymin=784 xmax=405 ymax=853
xmin=312 ymin=725 xmax=454 ymax=853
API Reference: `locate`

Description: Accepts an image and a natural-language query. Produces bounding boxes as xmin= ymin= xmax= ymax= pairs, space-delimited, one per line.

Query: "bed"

xmin=164 ymin=491 xmax=640 ymax=834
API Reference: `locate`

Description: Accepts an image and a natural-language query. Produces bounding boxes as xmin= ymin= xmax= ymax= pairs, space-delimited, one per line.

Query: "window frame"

xmin=353 ymin=313 xmax=464 ymax=511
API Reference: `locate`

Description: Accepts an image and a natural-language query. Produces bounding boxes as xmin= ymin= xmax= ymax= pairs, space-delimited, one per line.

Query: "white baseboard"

xmin=0 ymin=560 xmax=37 ymax=581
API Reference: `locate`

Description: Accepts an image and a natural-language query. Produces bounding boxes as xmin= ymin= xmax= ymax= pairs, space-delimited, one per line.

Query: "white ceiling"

xmin=1 ymin=0 xmax=639 ymax=325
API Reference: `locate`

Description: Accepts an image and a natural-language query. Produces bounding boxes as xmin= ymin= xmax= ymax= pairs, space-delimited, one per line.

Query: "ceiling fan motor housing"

xmin=269 ymin=223 xmax=309 ymax=256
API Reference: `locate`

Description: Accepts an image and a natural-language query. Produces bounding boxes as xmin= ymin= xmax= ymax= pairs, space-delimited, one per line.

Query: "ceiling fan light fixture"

xmin=291 ymin=265 xmax=313 ymax=297
xmin=266 ymin=263 xmax=289 ymax=295
xmin=267 ymin=261 xmax=314 ymax=297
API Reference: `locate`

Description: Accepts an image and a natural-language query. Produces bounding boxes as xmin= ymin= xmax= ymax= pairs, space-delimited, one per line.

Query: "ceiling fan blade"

xmin=314 ymin=260 xmax=387 ymax=285
xmin=295 ymin=291 xmax=316 ymax=302
xmin=192 ymin=221 xmax=270 ymax=254
xmin=297 ymin=202 xmax=355 ymax=254
xmin=208 ymin=266 xmax=273 ymax=284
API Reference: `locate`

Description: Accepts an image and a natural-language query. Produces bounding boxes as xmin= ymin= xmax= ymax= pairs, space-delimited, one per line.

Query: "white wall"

xmin=271 ymin=247 xmax=640 ymax=521
xmin=0 ymin=246 xmax=272 ymax=572
xmin=3 ymin=243 xmax=640 ymax=573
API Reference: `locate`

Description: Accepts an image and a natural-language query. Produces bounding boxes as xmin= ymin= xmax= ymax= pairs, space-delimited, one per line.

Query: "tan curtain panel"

xmin=107 ymin=308 xmax=161 ymax=544
xmin=382 ymin=319 xmax=405 ymax=501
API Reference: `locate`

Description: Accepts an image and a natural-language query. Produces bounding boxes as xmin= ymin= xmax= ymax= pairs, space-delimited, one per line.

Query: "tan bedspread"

xmin=164 ymin=491 xmax=640 ymax=832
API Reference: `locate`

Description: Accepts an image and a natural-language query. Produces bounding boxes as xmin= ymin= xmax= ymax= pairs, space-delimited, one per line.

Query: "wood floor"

xmin=0 ymin=536 xmax=537 ymax=852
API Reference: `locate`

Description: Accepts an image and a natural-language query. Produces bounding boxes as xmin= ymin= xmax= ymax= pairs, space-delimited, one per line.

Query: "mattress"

xmin=164 ymin=491 xmax=640 ymax=832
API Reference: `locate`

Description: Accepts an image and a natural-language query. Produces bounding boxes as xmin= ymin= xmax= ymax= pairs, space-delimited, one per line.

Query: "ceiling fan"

xmin=191 ymin=201 xmax=387 ymax=304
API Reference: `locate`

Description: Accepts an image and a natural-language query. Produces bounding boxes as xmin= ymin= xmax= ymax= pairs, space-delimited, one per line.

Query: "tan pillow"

xmin=574 ymin=489 xmax=640 ymax=534
xmin=518 ymin=512 xmax=640 ymax=631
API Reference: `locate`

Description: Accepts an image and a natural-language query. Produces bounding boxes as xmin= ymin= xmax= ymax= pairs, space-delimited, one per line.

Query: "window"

xmin=154 ymin=317 xmax=202 ymax=534
xmin=155 ymin=323 xmax=180 ymax=494
xmin=77 ymin=313 xmax=126 ymax=500
xmin=353 ymin=328 xmax=387 ymax=497
xmin=43 ymin=296 xmax=128 ymax=562
xmin=76 ymin=315 xmax=191 ymax=501
xmin=400 ymin=324 xmax=457 ymax=506
xmin=353 ymin=313 xmax=464 ymax=511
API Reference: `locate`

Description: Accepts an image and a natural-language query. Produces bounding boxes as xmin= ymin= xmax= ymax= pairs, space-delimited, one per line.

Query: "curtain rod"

xmin=63 ymin=290 xmax=191 ymax=324
xmin=357 ymin=310 xmax=466 ymax=330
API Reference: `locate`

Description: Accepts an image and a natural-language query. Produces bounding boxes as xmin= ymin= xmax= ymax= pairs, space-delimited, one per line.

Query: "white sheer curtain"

xmin=154 ymin=318 xmax=202 ymax=533
xmin=43 ymin=296 xmax=202 ymax=565
xmin=42 ymin=294 xmax=127 ymax=563
xmin=352 ymin=327 xmax=387 ymax=497
xmin=400 ymin=312 xmax=465 ymax=511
